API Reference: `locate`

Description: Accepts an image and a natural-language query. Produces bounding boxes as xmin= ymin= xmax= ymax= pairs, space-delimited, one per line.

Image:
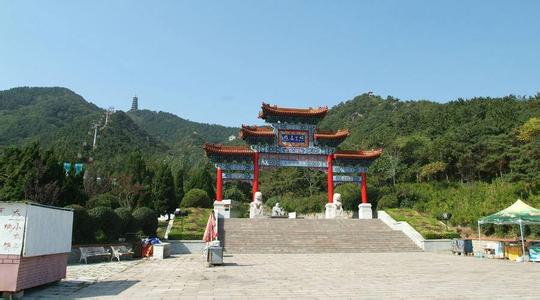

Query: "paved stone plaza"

xmin=25 ymin=252 xmax=539 ymax=299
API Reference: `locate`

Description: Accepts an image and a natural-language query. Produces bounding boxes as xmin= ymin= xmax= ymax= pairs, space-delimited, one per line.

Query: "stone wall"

xmin=378 ymin=210 xmax=452 ymax=252
xmin=168 ymin=240 xmax=206 ymax=254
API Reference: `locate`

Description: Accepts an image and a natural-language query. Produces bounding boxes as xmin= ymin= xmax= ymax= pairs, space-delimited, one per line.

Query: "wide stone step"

xmin=219 ymin=218 xmax=421 ymax=254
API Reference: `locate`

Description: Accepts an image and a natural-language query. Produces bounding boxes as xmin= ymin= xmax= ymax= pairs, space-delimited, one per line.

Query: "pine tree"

xmin=152 ymin=164 xmax=176 ymax=220
xmin=174 ymin=168 xmax=184 ymax=209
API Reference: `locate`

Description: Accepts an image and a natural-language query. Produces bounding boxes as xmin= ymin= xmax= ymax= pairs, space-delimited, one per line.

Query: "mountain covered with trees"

xmin=1 ymin=86 xmax=540 ymax=239
xmin=321 ymin=93 xmax=540 ymax=184
xmin=0 ymin=87 xmax=237 ymax=170
xmin=127 ymin=110 xmax=237 ymax=168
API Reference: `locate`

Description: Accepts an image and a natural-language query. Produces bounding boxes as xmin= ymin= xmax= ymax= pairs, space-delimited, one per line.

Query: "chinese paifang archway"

xmin=203 ymin=103 xmax=382 ymax=218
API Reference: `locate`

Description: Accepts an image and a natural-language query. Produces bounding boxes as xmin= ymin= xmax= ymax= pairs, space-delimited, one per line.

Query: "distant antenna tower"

xmin=130 ymin=96 xmax=138 ymax=111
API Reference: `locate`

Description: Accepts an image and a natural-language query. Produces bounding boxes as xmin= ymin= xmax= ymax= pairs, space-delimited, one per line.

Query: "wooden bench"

xmin=110 ymin=245 xmax=134 ymax=262
xmin=79 ymin=246 xmax=111 ymax=264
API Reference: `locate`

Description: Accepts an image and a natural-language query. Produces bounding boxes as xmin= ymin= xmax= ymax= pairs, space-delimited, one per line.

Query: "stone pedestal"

xmin=325 ymin=203 xmax=336 ymax=219
xmin=358 ymin=203 xmax=373 ymax=219
xmin=153 ymin=243 xmax=171 ymax=259
xmin=214 ymin=199 xmax=238 ymax=219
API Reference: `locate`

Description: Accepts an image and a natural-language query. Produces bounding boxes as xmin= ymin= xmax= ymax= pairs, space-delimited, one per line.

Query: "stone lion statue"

xmin=250 ymin=191 xmax=264 ymax=218
xmin=272 ymin=202 xmax=285 ymax=217
xmin=326 ymin=193 xmax=345 ymax=219
xmin=333 ymin=193 xmax=344 ymax=217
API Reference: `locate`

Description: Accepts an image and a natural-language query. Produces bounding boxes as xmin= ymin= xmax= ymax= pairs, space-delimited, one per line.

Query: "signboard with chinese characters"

xmin=278 ymin=129 xmax=309 ymax=148
xmin=333 ymin=175 xmax=362 ymax=183
xmin=260 ymin=153 xmax=327 ymax=169
xmin=0 ymin=203 xmax=27 ymax=255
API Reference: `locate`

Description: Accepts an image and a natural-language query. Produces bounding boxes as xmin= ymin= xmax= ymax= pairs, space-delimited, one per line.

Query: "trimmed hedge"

xmin=88 ymin=206 xmax=121 ymax=241
xmin=223 ymin=187 xmax=246 ymax=202
xmin=87 ymin=193 xmax=119 ymax=209
xmin=181 ymin=188 xmax=212 ymax=208
xmin=132 ymin=207 xmax=158 ymax=236
xmin=114 ymin=207 xmax=134 ymax=234
xmin=65 ymin=204 xmax=96 ymax=244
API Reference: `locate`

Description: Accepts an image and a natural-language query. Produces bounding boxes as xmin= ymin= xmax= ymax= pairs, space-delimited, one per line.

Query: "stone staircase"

xmin=219 ymin=218 xmax=421 ymax=254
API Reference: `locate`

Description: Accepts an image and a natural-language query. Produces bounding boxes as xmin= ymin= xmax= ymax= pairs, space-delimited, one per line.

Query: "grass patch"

xmin=386 ymin=208 xmax=460 ymax=239
xmin=167 ymin=207 xmax=213 ymax=240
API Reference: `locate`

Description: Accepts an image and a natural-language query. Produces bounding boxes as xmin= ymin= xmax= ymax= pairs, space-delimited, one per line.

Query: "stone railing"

xmin=378 ymin=210 xmax=452 ymax=252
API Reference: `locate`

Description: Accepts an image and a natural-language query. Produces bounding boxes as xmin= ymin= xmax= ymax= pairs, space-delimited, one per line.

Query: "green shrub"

xmin=88 ymin=206 xmax=121 ymax=241
xmin=65 ymin=204 xmax=96 ymax=244
xmin=265 ymin=196 xmax=280 ymax=209
xmin=423 ymin=231 xmax=460 ymax=239
xmin=87 ymin=193 xmax=119 ymax=209
xmin=114 ymin=207 xmax=133 ymax=235
xmin=132 ymin=207 xmax=158 ymax=236
xmin=277 ymin=193 xmax=325 ymax=214
xmin=376 ymin=194 xmax=399 ymax=209
xmin=386 ymin=208 xmax=460 ymax=240
xmin=223 ymin=187 xmax=246 ymax=202
xmin=181 ymin=188 xmax=212 ymax=208
xmin=335 ymin=183 xmax=361 ymax=211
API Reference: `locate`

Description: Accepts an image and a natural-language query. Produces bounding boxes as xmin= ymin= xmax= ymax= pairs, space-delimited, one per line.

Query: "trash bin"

xmin=207 ymin=246 xmax=223 ymax=266
xmin=505 ymin=242 xmax=523 ymax=261
xmin=452 ymin=239 xmax=473 ymax=255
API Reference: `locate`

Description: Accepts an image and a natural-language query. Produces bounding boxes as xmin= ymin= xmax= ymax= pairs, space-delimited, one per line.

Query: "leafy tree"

xmin=185 ymin=166 xmax=215 ymax=199
xmin=113 ymin=174 xmax=146 ymax=209
xmin=517 ymin=117 xmax=540 ymax=142
xmin=419 ymin=162 xmax=447 ymax=181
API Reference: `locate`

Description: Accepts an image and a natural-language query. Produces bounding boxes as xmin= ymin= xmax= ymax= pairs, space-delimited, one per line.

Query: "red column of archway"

xmin=216 ymin=167 xmax=223 ymax=201
xmin=327 ymin=154 xmax=334 ymax=203
xmin=360 ymin=172 xmax=367 ymax=204
xmin=252 ymin=152 xmax=259 ymax=201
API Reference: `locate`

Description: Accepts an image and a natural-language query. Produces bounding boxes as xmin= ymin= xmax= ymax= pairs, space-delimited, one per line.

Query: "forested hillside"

xmin=316 ymin=93 xmax=540 ymax=235
xmin=0 ymin=87 xmax=100 ymax=147
xmin=320 ymin=93 xmax=540 ymax=184
xmin=0 ymin=87 xmax=238 ymax=170
xmin=127 ymin=110 xmax=237 ymax=167
xmin=1 ymin=87 xmax=540 ymax=238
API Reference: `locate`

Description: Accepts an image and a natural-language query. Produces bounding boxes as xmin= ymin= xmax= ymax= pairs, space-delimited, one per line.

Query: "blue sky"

xmin=1 ymin=1 xmax=539 ymax=126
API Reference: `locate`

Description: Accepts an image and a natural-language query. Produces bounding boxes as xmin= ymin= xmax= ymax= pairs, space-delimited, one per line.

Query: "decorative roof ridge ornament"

xmin=314 ymin=129 xmax=350 ymax=140
xmin=258 ymin=102 xmax=329 ymax=120
xmin=239 ymin=125 xmax=275 ymax=140
xmin=203 ymin=143 xmax=255 ymax=157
